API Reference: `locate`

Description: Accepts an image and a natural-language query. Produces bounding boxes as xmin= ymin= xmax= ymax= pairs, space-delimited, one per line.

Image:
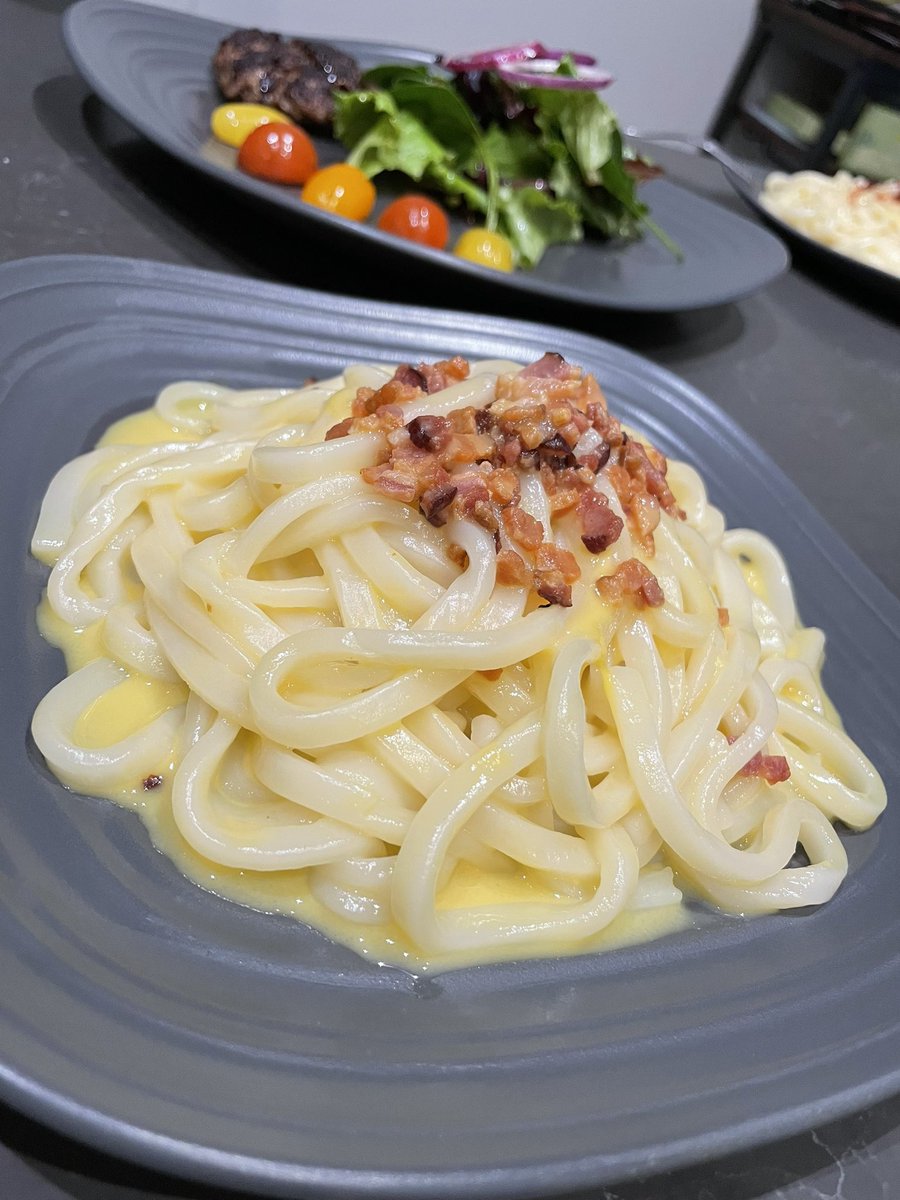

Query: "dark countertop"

xmin=2 ymin=0 xmax=899 ymax=1197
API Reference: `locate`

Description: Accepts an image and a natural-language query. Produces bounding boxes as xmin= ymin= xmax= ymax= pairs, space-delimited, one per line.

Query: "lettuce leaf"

xmin=333 ymin=59 xmax=678 ymax=267
xmin=333 ymin=90 xmax=489 ymax=213
xmin=497 ymin=187 xmax=582 ymax=268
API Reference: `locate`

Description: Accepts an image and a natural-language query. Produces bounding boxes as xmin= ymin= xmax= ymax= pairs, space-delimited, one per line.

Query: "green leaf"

xmin=391 ymin=78 xmax=482 ymax=172
xmin=334 ymin=89 xmax=488 ymax=211
xmin=498 ymin=186 xmax=583 ymax=268
xmin=362 ymin=63 xmax=434 ymax=90
xmin=482 ymin=124 xmax=553 ymax=183
xmin=530 ymin=88 xmax=617 ymax=186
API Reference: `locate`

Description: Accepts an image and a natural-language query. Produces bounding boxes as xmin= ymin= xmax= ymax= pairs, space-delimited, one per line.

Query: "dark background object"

xmin=712 ymin=0 xmax=900 ymax=175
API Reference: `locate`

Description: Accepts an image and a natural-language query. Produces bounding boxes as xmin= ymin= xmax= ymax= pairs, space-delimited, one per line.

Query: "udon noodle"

xmin=31 ymin=353 xmax=886 ymax=970
xmin=760 ymin=169 xmax=900 ymax=277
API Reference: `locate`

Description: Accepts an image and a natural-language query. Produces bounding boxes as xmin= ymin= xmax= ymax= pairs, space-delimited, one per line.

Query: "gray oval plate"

xmin=2 ymin=255 xmax=898 ymax=1199
xmin=61 ymin=0 xmax=789 ymax=313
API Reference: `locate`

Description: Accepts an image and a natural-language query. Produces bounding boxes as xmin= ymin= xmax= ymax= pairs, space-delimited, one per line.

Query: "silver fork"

xmin=625 ymin=129 xmax=760 ymax=187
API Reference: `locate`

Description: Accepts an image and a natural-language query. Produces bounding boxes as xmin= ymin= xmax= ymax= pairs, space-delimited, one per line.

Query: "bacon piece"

xmin=622 ymin=440 xmax=681 ymax=518
xmin=534 ymin=570 xmax=572 ymax=607
xmin=418 ymin=355 xmax=470 ymax=393
xmin=496 ymin=402 xmax=556 ymax=451
xmin=420 ymin=482 xmax=458 ymax=526
xmin=447 ymin=543 xmax=469 ymax=569
xmin=520 ymin=352 xmax=578 ymax=380
xmin=577 ymin=490 xmax=623 ymax=554
xmin=360 ymin=464 xmax=418 ymax=504
xmin=474 ymin=407 xmax=495 ymax=434
xmin=442 ymin=432 xmax=494 ymax=466
xmin=535 ymin=543 xmax=580 ymax=583
xmin=502 ymin=506 xmax=544 ymax=553
xmin=496 ymin=548 xmax=531 ymax=586
xmin=740 ymin=751 xmax=791 ymax=784
xmin=325 ymin=416 xmax=353 ymax=441
xmin=352 ymin=377 xmax=421 ymax=418
xmin=471 ymin=499 xmax=499 ymax=536
xmin=393 ymin=363 xmax=426 ymax=390
xmin=718 ymin=607 xmax=730 ymax=628
xmin=452 ymin=471 xmax=491 ymax=515
xmin=407 ymin=414 xmax=452 ymax=453
xmin=143 ymin=774 xmax=163 ymax=790
xmin=486 ymin=467 xmax=519 ymax=507
xmin=595 ymin=559 xmax=665 ymax=609
xmin=539 ymin=464 xmax=581 ymax=515
xmin=535 ymin=433 xmax=576 ymax=471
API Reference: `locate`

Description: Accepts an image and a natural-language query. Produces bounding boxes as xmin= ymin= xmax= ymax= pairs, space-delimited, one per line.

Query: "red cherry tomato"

xmin=237 ymin=123 xmax=318 ymax=185
xmin=377 ymin=194 xmax=450 ymax=249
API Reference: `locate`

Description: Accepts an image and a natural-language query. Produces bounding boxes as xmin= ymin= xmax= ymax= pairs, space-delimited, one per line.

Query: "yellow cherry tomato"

xmin=211 ymin=103 xmax=293 ymax=149
xmin=301 ymin=164 xmax=375 ymax=221
xmin=453 ymin=228 xmax=514 ymax=272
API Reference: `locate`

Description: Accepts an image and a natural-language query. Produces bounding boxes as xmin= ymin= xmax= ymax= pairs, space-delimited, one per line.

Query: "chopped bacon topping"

xmin=535 ymin=572 xmax=573 ymax=607
xmin=420 ymin=482 xmax=458 ymax=527
xmin=725 ymin=734 xmax=791 ymax=784
xmin=143 ymin=774 xmax=163 ymax=790
xmin=419 ymin=355 xmax=470 ymax=393
xmin=718 ymin=607 xmax=730 ymax=628
xmin=578 ymin=490 xmax=624 ymax=554
xmin=353 ymin=377 xmax=420 ymax=418
xmin=607 ymin=438 xmax=683 ymax=555
xmin=519 ymin=351 xmax=580 ymax=380
xmin=740 ymin=751 xmax=791 ymax=784
xmin=596 ymin=559 xmax=665 ymax=609
xmin=496 ymin=548 xmax=532 ymax=586
xmin=335 ymin=352 xmax=682 ymax=608
xmin=407 ymin=414 xmax=453 ymax=453
xmin=502 ymin=505 xmax=544 ymax=553
xmin=393 ymin=363 xmax=427 ymax=390
xmin=325 ymin=416 xmax=353 ymax=441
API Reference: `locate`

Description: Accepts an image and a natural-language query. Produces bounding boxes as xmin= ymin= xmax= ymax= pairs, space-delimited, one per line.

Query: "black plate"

xmin=1 ymin=255 xmax=898 ymax=1199
xmin=721 ymin=160 xmax=899 ymax=298
xmin=61 ymin=0 xmax=789 ymax=312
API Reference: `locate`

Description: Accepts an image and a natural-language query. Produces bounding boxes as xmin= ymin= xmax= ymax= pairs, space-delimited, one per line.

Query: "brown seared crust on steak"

xmin=213 ymin=29 xmax=362 ymax=128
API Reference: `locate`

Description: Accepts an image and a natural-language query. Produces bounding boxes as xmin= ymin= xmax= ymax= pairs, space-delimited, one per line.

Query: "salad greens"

xmin=333 ymin=62 xmax=676 ymax=268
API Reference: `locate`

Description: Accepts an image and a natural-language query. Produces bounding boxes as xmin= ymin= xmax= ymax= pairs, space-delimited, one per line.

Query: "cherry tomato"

xmin=210 ymin=103 xmax=291 ymax=149
xmin=377 ymin=194 xmax=450 ymax=249
xmin=237 ymin=124 xmax=318 ymax=186
xmin=453 ymin=228 xmax=514 ymax=272
xmin=301 ymin=164 xmax=376 ymax=221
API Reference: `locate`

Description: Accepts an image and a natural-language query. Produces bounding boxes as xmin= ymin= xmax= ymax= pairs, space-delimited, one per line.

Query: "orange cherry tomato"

xmin=377 ymin=194 xmax=450 ymax=249
xmin=301 ymin=164 xmax=375 ymax=221
xmin=237 ymin=123 xmax=318 ymax=186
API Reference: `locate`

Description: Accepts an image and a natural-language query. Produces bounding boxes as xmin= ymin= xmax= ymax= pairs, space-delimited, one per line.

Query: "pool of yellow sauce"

xmin=34 ymin=400 xmax=697 ymax=972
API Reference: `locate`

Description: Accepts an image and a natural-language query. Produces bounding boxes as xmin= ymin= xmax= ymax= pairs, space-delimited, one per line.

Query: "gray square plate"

xmin=1 ymin=255 xmax=898 ymax=1199
xmin=61 ymin=0 xmax=789 ymax=313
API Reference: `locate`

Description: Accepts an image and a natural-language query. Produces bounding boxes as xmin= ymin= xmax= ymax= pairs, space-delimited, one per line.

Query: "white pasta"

xmin=760 ymin=170 xmax=900 ymax=277
xmin=30 ymin=356 xmax=886 ymax=970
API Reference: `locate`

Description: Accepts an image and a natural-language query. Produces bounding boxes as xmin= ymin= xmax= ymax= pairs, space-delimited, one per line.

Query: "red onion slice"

xmin=496 ymin=60 xmax=614 ymax=90
xmin=443 ymin=41 xmax=597 ymax=74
